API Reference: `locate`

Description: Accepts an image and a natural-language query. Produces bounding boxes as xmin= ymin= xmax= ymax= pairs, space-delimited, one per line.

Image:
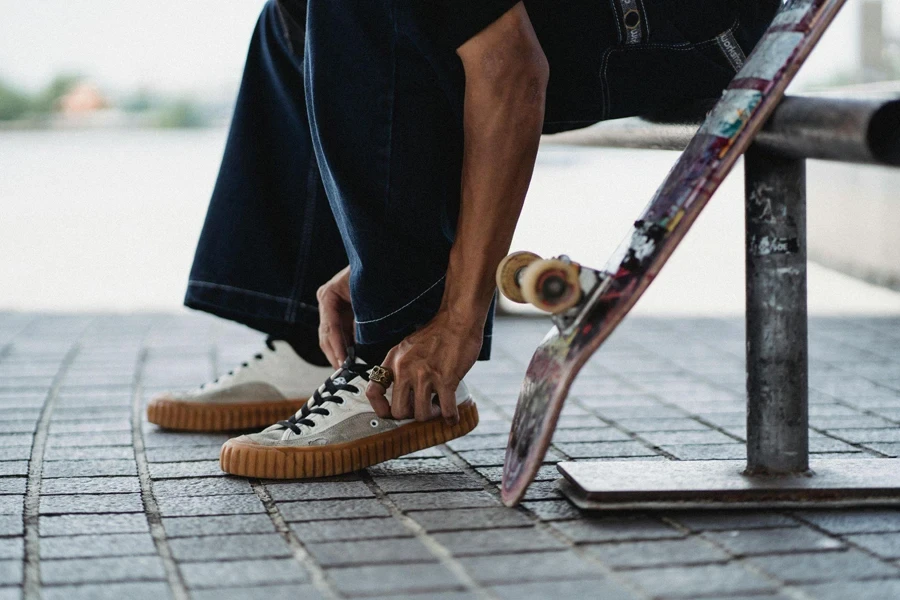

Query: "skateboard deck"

xmin=500 ymin=0 xmax=848 ymax=507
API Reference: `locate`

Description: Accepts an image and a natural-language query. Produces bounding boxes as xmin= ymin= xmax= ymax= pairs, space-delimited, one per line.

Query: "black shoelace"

xmin=277 ymin=353 xmax=370 ymax=433
xmin=200 ymin=337 xmax=278 ymax=390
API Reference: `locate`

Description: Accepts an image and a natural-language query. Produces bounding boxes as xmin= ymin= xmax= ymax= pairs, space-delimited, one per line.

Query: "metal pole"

xmin=744 ymin=147 xmax=809 ymax=475
xmin=543 ymin=96 xmax=900 ymax=167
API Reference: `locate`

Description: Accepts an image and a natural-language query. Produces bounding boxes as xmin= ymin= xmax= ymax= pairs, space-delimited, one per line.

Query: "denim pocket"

xmin=600 ymin=0 xmax=741 ymax=120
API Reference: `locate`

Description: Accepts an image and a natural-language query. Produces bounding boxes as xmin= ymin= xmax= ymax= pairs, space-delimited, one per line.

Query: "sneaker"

xmin=147 ymin=338 xmax=335 ymax=432
xmin=219 ymin=354 xmax=479 ymax=479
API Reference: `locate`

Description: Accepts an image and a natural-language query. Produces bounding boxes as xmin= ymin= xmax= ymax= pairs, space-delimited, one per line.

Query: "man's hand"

xmin=365 ymin=3 xmax=547 ymax=424
xmin=317 ymin=266 xmax=354 ymax=369
xmin=366 ymin=309 xmax=483 ymax=424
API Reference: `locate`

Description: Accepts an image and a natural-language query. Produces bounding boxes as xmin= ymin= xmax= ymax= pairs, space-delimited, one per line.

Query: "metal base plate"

xmin=558 ymin=459 xmax=900 ymax=511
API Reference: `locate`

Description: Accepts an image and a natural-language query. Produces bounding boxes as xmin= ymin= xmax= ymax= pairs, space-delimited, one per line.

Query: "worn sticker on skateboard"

xmin=748 ymin=235 xmax=801 ymax=256
xmin=698 ymin=89 xmax=763 ymax=139
xmin=737 ymin=32 xmax=805 ymax=81
xmin=772 ymin=6 xmax=813 ymax=29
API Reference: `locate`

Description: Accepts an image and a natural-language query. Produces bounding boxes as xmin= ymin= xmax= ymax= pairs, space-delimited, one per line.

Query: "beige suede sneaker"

xmin=147 ymin=339 xmax=335 ymax=432
xmin=219 ymin=355 xmax=479 ymax=479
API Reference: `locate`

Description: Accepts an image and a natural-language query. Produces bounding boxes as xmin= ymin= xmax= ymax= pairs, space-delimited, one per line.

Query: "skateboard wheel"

xmin=496 ymin=251 xmax=541 ymax=304
xmin=520 ymin=259 xmax=581 ymax=313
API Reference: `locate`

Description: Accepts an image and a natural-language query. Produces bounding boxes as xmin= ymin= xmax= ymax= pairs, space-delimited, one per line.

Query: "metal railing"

xmin=546 ymin=94 xmax=900 ymax=167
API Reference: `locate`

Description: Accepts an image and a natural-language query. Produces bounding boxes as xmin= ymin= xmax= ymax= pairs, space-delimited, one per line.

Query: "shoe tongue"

xmin=273 ymin=355 xmax=370 ymax=438
xmin=332 ymin=355 xmax=368 ymax=385
xmin=330 ymin=359 xmax=369 ymax=386
xmin=301 ymin=357 xmax=369 ymax=413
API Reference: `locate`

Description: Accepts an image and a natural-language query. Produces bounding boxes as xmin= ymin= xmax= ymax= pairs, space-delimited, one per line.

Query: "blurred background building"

xmin=1 ymin=0 xmax=898 ymax=315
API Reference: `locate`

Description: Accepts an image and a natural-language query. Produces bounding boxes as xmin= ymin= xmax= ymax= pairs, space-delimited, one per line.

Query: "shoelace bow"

xmin=277 ymin=355 xmax=370 ymax=434
xmin=200 ymin=337 xmax=278 ymax=390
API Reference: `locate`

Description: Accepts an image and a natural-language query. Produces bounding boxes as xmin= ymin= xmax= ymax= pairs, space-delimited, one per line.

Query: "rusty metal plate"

xmin=558 ymin=459 xmax=900 ymax=511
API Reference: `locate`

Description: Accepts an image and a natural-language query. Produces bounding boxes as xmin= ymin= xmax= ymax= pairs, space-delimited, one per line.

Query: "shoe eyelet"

xmin=370 ymin=419 xmax=379 ymax=428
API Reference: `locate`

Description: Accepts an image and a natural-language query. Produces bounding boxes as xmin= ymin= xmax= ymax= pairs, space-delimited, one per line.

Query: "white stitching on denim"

xmin=616 ymin=42 xmax=696 ymax=50
xmin=601 ymin=41 xmax=702 ymax=119
xmin=599 ymin=47 xmax=613 ymax=119
xmin=188 ymin=280 xmax=315 ymax=308
xmin=607 ymin=0 xmax=623 ymax=45
xmin=637 ymin=0 xmax=649 ymax=37
xmin=356 ymin=275 xmax=446 ymax=324
xmin=599 ymin=10 xmax=742 ymax=120
xmin=187 ymin=296 xmax=319 ymax=321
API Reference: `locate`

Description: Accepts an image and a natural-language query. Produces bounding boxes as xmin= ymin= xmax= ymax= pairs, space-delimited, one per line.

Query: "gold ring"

xmin=369 ymin=365 xmax=394 ymax=388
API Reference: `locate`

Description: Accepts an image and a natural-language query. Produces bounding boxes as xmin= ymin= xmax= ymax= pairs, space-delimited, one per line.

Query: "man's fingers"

xmin=391 ymin=380 xmax=412 ymax=420
xmin=318 ymin=296 xmax=345 ymax=369
xmin=341 ymin=313 xmax=356 ymax=350
xmin=328 ymin=327 xmax=346 ymax=366
xmin=319 ymin=326 xmax=342 ymax=370
xmin=318 ymin=330 xmax=338 ymax=370
xmin=365 ymin=381 xmax=392 ymax=419
xmin=413 ymin=377 xmax=436 ymax=422
xmin=316 ymin=269 xmax=355 ymax=370
xmin=366 ymin=349 xmax=394 ymax=418
xmin=437 ymin=383 xmax=460 ymax=425
xmin=330 ymin=307 xmax=354 ymax=365
xmin=390 ymin=351 xmax=413 ymax=418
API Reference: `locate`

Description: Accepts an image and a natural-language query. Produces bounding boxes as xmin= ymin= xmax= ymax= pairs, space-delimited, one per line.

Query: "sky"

xmin=0 ymin=0 xmax=898 ymax=97
xmin=0 ymin=0 xmax=267 ymax=96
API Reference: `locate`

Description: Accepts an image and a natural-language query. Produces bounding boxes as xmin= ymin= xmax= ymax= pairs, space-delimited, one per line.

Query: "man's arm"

xmin=447 ymin=2 xmax=549 ymax=330
xmin=367 ymin=2 xmax=548 ymax=422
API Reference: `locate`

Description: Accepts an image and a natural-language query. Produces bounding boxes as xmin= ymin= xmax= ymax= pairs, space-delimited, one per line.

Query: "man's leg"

xmin=185 ymin=0 xmax=346 ymax=361
xmin=302 ymin=1 xmax=495 ymax=365
xmin=216 ymin=1 xmax=521 ymax=478
xmin=149 ymin=1 xmax=341 ymax=432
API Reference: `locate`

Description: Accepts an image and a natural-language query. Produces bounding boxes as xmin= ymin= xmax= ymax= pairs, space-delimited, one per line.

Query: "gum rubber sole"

xmin=147 ymin=397 xmax=308 ymax=432
xmin=219 ymin=401 xmax=480 ymax=479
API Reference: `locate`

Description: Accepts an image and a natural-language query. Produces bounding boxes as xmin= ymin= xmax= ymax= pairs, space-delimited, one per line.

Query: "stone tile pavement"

xmin=0 ymin=311 xmax=899 ymax=599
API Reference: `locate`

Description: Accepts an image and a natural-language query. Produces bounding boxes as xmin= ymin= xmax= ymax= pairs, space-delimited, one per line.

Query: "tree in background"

xmin=31 ymin=75 xmax=82 ymax=114
xmin=0 ymin=74 xmax=80 ymax=121
xmin=0 ymin=80 xmax=30 ymax=121
xmin=0 ymin=75 xmax=211 ymax=127
xmin=155 ymin=98 xmax=206 ymax=128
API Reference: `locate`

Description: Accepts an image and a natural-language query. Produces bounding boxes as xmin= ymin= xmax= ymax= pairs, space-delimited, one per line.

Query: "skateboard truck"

xmin=496 ymin=252 xmax=606 ymax=332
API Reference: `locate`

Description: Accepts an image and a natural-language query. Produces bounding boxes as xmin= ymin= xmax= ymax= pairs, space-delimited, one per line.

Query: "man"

xmin=149 ymin=0 xmax=778 ymax=478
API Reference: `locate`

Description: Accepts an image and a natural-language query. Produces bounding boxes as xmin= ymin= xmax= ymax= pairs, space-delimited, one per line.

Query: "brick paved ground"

xmin=0 ymin=312 xmax=898 ymax=599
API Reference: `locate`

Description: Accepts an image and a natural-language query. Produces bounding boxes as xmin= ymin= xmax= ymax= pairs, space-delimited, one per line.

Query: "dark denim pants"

xmin=185 ymin=0 xmax=773 ymax=359
xmin=186 ymin=0 xmax=486 ymax=360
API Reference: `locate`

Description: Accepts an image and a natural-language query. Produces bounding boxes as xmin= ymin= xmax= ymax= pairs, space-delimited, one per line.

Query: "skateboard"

xmin=497 ymin=0 xmax=848 ymax=507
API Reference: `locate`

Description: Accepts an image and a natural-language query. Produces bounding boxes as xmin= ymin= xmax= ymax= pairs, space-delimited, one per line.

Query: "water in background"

xmin=2 ymin=129 xmax=898 ymax=316
xmin=1 ymin=129 xmax=222 ymax=311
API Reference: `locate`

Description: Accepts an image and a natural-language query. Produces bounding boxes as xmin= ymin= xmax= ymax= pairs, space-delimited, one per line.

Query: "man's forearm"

xmin=365 ymin=5 xmax=548 ymax=421
xmin=443 ymin=6 xmax=549 ymax=329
